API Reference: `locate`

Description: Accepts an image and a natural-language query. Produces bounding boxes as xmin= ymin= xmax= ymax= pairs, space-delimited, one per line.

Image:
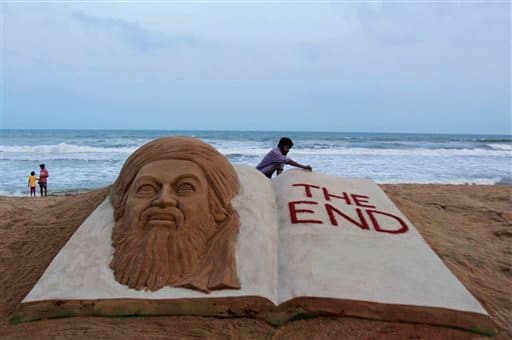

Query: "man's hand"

xmin=287 ymin=159 xmax=312 ymax=172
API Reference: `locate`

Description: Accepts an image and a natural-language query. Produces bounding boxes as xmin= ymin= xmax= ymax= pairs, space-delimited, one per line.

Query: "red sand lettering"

xmin=289 ymin=183 xmax=409 ymax=234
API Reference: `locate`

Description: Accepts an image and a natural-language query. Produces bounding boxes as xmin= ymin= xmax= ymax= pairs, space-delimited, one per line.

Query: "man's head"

xmin=278 ymin=137 xmax=293 ymax=156
xmin=109 ymin=136 xmax=240 ymax=292
xmin=39 ymin=163 xmax=45 ymax=169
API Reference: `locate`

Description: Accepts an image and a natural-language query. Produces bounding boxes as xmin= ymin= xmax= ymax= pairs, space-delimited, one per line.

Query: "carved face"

xmin=110 ymin=159 xmax=219 ymax=291
xmin=124 ymin=159 xmax=210 ymax=233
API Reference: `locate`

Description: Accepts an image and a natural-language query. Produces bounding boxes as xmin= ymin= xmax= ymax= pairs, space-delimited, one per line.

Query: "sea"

xmin=1 ymin=129 xmax=511 ymax=196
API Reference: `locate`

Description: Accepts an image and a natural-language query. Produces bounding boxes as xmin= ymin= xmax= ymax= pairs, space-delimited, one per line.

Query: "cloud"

xmin=71 ymin=10 xmax=217 ymax=51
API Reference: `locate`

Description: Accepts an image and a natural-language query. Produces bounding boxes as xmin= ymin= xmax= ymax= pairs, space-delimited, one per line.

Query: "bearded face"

xmin=110 ymin=159 xmax=219 ymax=291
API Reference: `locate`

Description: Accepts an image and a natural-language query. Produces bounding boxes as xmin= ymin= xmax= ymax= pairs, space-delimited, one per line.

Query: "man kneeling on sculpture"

xmin=109 ymin=136 xmax=241 ymax=293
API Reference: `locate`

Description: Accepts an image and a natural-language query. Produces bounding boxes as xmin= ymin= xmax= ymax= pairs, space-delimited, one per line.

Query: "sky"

xmin=1 ymin=1 xmax=510 ymax=134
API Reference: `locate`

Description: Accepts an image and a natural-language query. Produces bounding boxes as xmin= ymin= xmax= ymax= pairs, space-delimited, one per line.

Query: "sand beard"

xmin=110 ymin=206 xmax=217 ymax=291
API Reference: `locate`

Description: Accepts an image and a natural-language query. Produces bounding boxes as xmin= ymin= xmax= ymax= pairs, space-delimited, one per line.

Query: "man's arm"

xmin=286 ymin=159 xmax=312 ymax=171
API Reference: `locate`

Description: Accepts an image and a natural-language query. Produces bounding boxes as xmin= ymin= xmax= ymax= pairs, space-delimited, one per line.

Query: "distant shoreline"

xmin=2 ymin=182 xmax=510 ymax=199
xmin=2 ymin=128 xmax=511 ymax=137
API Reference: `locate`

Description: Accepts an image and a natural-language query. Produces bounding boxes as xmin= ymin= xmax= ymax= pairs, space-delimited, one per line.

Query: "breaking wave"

xmin=0 ymin=143 xmax=136 ymax=154
xmin=2 ymin=143 xmax=511 ymax=158
xmin=224 ymin=147 xmax=510 ymax=158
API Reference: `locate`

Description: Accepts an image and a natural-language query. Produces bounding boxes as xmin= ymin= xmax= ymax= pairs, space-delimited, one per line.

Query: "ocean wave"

xmin=487 ymin=143 xmax=512 ymax=151
xmin=2 ymin=143 xmax=511 ymax=158
xmin=1 ymin=156 xmax=125 ymax=162
xmin=373 ymin=177 xmax=508 ymax=185
xmin=0 ymin=143 xmax=136 ymax=154
xmin=0 ymin=189 xmax=29 ymax=197
xmin=495 ymin=177 xmax=512 ymax=186
xmin=295 ymin=147 xmax=511 ymax=157
xmin=220 ymin=147 xmax=511 ymax=158
xmin=475 ymin=137 xmax=512 ymax=143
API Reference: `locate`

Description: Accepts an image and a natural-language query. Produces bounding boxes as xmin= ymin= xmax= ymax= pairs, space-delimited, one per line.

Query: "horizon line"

xmin=1 ymin=128 xmax=511 ymax=136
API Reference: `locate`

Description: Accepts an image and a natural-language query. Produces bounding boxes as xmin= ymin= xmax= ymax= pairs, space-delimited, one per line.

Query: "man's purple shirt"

xmin=256 ymin=147 xmax=289 ymax=178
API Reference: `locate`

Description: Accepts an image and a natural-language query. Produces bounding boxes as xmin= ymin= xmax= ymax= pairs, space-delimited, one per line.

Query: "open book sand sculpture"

xmin=13 ymin=137 xmax=495 ymax=335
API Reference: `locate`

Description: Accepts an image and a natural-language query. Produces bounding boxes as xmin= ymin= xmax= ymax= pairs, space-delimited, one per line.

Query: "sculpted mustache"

xmin=141 ymin=207 xmax=185 ymax=225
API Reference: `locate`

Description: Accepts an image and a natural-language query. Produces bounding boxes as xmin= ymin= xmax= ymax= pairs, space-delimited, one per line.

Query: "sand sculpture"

xmin=109 ymin=136 xmax=241 ymax=292
xmin=13 ymin=139 xmax=495 ymax=335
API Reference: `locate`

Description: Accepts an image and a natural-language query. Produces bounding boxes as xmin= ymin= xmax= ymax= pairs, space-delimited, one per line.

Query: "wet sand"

xmin=1 ymin=184 xmax=510 ymax=339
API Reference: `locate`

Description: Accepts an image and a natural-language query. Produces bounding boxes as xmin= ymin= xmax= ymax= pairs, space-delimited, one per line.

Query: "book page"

xmin=273 ymin=170 xmax=488 ymax=316
xmin=21 ymin=165 xmax=279 ymax=308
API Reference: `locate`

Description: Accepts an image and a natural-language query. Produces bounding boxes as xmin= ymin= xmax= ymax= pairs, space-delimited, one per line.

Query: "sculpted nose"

xmin=152 ymin=185 xmax=177 ymax=207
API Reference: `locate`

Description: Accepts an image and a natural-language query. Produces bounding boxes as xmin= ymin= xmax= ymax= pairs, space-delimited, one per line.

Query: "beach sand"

xmin=1 ymin=184 xmax=510 ymax=339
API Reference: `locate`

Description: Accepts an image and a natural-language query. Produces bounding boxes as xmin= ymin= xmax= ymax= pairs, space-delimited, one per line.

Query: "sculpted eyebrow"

xmin=133 ymin=176 xmax=158 ymax=186
xmin=174 ymin=174 xmax=202 ymax=185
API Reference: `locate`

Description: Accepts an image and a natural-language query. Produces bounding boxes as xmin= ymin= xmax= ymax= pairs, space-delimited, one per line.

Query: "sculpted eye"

xmin=137 ymin=184 xmax=158 ymax=195
xmin=176 ymin=182 xmax=195 ymax=194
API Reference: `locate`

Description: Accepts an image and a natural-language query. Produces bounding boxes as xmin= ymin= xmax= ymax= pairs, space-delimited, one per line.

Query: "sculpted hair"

xmin=110 ymin=136 xmax=240 ymax=221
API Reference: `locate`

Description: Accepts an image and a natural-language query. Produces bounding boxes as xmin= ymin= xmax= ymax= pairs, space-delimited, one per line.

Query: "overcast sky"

xmin=2 ymin=1 xmax=510 ymax=134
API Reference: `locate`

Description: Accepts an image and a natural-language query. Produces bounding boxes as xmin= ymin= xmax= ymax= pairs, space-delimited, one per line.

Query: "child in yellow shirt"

xmin=28 ymin=171 xmax=37 ymax=197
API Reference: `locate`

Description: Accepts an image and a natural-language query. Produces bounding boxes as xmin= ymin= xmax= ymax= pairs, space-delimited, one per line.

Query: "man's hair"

xmin=110 ymin=136 xmax=240 ymax=222
xmin=278 ymin=137 xmax=293 ymax=148
xmin=39 ymin=163 xmax=45 ymax=168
